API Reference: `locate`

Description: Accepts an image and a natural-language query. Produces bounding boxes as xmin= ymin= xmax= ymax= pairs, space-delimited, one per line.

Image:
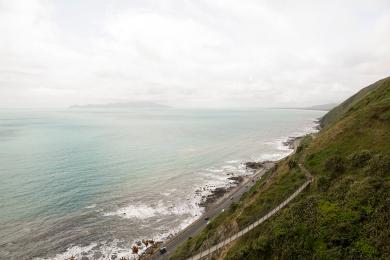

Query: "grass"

xmin=320 ymin=76 xmax=390 ymax=128
xmin=170 ymin=160 xmax=306 ymax=260
xmin=172 ymin=76 xmax=390 ymax=259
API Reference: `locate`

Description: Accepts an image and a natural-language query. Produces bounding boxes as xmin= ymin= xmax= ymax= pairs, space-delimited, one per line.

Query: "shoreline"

xmin=200 ymin=165 xmax=265 ymax=212
xmin=142 ymin=121 xmax=319 ymax=258
xmin=151 ymin=164 xmax=273 ymax=259
xmin=186 ymin=133 xmax=311 ymax=233
xmin=141 ymin=166 xmax=277 ymax=258
xmin=0 ymin=111 xmax=325 ymax=260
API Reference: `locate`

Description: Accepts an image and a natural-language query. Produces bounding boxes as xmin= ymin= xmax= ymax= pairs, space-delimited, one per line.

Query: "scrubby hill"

xmin=320 ymin=77 xmax=389 ymax=128
xmin=172 ymin=77 xmax=390 ymax=260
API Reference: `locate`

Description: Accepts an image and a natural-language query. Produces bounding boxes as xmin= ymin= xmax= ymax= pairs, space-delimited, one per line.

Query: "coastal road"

xmin=187 ymin=163 xmax=313 ymax=260
xmin=151 ymin=162 xmax=275 ymax=259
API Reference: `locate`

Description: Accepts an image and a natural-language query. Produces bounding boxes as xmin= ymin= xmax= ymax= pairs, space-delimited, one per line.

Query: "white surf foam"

xmin=37 ymin=118 xmax=322 ymax=260
xmin=93 ymin=119 xmax=321 ymax=260
xmin=104 ymin=204 xmax=160 ymax=219
xmin=36 ymin=243 xmax=99 ymax=260
xmin=85 ymin=204 xmax=96 ymax=209
xmin=225 ymin=160 xmax=240 ymax=164
xmin=205 ymin=168 xmax=224 ymax=173
xmin=258 ymin=119 xmax=320 ymax=162
xmin=37 ymin=239 xmax=145 ymax=260
xmin=104 ymin=198 xmax=202 ymax=221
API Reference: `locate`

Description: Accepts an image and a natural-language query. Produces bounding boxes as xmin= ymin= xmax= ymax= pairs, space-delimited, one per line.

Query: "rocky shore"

xmin=199 ymin=176 xmax=245 ymax=208
xmin=139 ymin=129 xmax=324 ymax=259
xmin=282 ymin=136 xmax=300 ymax=150
xmin=245 ymin=161 xmax=264 ymax=169
xmin=139 ymin=121 xmax=322 ymax=259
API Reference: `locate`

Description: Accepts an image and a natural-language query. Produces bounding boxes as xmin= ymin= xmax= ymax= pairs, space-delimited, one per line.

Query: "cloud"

xmin=0 ymin=0 xmax=389 ymax=108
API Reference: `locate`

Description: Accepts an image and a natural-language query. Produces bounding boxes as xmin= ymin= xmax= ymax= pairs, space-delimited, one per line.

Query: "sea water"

xmin=0 ymin=108 xmax=325 ymax=259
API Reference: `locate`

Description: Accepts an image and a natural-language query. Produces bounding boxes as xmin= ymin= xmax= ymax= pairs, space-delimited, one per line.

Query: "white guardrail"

xmin=187 ymin=174 xmax=312 ymax=260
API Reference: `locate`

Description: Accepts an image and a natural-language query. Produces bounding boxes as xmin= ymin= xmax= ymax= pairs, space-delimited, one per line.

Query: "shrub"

xmin=324 ymin=156 xmax=346 ymax=175
xmin=296 ymin=145 xmax=304 ymax=153
xmin=251 ymin=235 xmax=269 ymax=252
xmin=225 ymin=245 xmax=250 ymax=260
xmin=229 ymin=202 xmax=239 ymax=213
xmin=348 ymin=150 xmax=372 ymax=168
xmin=365 ymin=153 xmax=390 ymax=177
xmin=317 ymin=176 xmax=331 ymax=192
xmin=306 ymin=153 xmax=316 ymax=160
xmin=288 ymin=160 xmax=298 ymax=169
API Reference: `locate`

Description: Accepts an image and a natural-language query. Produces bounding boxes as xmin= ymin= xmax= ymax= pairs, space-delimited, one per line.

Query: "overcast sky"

xmin=0 ymin=0 xmax=389 ymax=108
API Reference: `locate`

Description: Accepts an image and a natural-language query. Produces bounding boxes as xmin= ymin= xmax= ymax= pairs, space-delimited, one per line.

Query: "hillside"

xmin=303 ymin=103 xmax=338 ymax=111
xmin=320 ymin=77 xmax=389 ymax=127
xmin=172 ymin=77 xmax=390 ymax=259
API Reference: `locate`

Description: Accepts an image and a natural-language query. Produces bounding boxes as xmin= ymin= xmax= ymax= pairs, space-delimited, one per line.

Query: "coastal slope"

xmin=320 ymin=76 xmax=389 ymax=127
xmin=171 ymin=76 xmax=390 ymax=259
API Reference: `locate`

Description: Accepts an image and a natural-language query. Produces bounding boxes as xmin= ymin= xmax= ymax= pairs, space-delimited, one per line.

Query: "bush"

xmin=365 ymin=153 xmax=390 ymax=177
xmin=288 ymin=160 xmax=298 ymax=169
xmin=251 ymin=235 xmax=269 ymax=252
xmin=225 ymin=245 xmax=250 ymax=260
xmin=348 ymin=150 xmax=372 ymax=168
xmin=306 ymin=153 xmax=316 ymax=160
xmin=229 ymin=202 xmax=239 ymax=213
xmin=324 ymin=156 xmax=346 ymax=175
xmin=317 ymin=176 xmax=331 ymax=192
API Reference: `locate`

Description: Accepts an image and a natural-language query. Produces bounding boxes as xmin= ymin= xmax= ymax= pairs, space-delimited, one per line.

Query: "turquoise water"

xmin=0 ymin=108 xmax=325 ymax=259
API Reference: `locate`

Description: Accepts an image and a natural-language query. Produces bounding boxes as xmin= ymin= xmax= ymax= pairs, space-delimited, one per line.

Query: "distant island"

xmin=69 ymin=101 xmax=170 ymax=109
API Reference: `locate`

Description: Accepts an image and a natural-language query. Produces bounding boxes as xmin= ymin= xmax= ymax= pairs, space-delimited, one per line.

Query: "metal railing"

xmin=187 ymin=165 xmax=312 ymax=260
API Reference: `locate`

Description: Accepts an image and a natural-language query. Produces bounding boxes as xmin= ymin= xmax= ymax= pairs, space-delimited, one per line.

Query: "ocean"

xmin=0 ymin=108 xmax=325 ymax=259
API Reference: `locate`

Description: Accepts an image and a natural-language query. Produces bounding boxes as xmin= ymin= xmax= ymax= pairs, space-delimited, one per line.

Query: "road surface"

xmin=187 ymin=163 xmax=313 ymax=260
xmin=150 ymin=162 xmax=275 ymax=259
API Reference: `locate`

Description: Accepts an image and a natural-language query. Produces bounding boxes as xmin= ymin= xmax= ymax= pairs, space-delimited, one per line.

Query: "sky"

xmin=0 ymin=0 xmax=389 ymax=109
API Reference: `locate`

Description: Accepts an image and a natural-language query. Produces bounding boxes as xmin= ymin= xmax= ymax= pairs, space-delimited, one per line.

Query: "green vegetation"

xmin=171 ymin=161 xmax=306 ymax=260
xmin=320 ymin=76 xmax=389 ymax=128
xmin=172 ymin=77 xmax=390 ymax=259
xmin=288 ymin=159 xmax=298 ymax=169
xmin=348 ymin=150 xmax=372 ymax=168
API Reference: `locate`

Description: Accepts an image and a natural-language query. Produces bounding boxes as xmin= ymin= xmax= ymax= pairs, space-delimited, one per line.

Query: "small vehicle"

xmin=159 ymin=246 xmax=167 ymax=254
xmin=204 ymin=216 xmax=210 ymax=221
